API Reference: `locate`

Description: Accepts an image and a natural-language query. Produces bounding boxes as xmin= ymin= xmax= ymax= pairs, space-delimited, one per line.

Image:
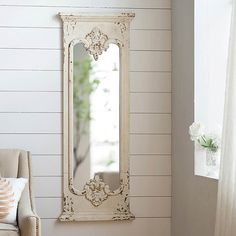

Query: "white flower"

xmin=189 ymin=122 xmax=204 ymax=141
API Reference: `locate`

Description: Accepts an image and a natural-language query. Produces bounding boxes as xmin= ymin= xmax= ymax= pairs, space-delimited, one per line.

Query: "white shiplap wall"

xmin=0 ymin=1 xmax=171 ymax=235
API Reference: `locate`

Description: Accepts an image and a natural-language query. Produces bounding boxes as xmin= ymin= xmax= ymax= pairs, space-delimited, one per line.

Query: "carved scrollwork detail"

xmin=68 ymin=174 xmax=124 ymax=201
xmin=63 ymin=195 xmax=74 ymax=213
xmin=59 ymin=195 xmax=75 ymax=221
xmin=115 ymin=22 xmax=127 ymax=33
xmin=65 ymin=21 xmax=77 ymax=36
xmin=112 ymin=171 xmax=134 ymax=220
xmin=84 ymin=27 xmax=109 ymax=60
xmin=68 ymin=171 xmax=129 ymax=209
xmin=112 ymin=193 xmax=134 ymax=221
xmin=82 ymin=175 xmax=110 ymax=207
xmin=68 ymin=177 xmax=78 ymax=195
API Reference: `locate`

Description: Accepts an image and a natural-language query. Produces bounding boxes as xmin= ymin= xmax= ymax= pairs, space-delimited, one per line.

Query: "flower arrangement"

xmin=189 ymin=122 xmax=220 ymax=153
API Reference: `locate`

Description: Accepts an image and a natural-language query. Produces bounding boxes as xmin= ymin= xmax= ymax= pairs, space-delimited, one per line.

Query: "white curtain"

xmin=215 ymin=1 xmax=236 ymax=235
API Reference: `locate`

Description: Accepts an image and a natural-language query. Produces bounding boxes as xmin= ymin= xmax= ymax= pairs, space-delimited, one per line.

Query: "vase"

xmin=206 ymin=150 xmax=217 ymax=166
xmin=205 ymin=150 xmax=219 ymax=178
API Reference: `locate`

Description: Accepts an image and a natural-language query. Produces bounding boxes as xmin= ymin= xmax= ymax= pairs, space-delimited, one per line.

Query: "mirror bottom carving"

xmin=59 ymin=193 xmax=134 ymax=221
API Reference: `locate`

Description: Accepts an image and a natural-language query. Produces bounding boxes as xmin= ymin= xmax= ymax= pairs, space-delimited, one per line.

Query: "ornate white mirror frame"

xmin=59 ymin=12 xmax=135 ymax=221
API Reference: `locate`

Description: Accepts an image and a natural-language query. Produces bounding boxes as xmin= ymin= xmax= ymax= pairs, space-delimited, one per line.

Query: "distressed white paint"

xmin=59 ymin=12 xmax=135 ymax=221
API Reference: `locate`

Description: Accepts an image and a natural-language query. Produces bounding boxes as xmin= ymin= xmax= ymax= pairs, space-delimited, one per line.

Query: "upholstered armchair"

xmin=0 ymin=149 xmax=41 ymax=236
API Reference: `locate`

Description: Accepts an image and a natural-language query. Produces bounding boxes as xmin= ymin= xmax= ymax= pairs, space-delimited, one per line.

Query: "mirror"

xmin=59 ymin=12 xmax=135 ymax=222
xmin=73 ymin=43 xmax=120 ymax=191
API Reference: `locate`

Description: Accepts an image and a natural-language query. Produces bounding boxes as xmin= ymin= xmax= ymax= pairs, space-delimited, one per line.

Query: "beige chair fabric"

xmin=0 ymin=223 xmax=19 ymax=236
xmin=0 ymin=149 xmax=41 ymax=236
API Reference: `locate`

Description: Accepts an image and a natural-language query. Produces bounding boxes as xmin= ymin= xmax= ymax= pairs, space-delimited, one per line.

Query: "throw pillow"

xmin=0 ymin=178 xmax=27 ymax=225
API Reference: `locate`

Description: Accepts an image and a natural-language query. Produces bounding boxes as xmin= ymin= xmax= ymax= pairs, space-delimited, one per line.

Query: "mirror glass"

xmin=73 ymin=42 xmax=120 ymax=191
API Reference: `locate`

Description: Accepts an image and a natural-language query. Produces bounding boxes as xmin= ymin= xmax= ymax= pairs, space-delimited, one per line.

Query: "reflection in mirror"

xmin=73 ymin=43 xmax=120 ymax=191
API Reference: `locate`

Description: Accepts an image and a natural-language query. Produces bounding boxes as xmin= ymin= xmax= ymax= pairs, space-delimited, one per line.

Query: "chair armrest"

xmin=18 ymin=184 xmax=41 ymax=236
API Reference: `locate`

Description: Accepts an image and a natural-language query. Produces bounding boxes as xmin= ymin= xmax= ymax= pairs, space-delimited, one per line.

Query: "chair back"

xmin=0 ymin=149 xmax=30 ymax=178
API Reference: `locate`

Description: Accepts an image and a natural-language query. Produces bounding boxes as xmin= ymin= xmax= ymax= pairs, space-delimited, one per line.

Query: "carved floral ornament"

xmin=65 ymin=24 xmax=126 ymax=60
xmin=82 ymin=175 xmax=111 ymax=207
xmin=68 ymin=174 xmax=125 ymax=207
xmin=67 ymin=26 xmax=117 ymax=61
xmin=83 ymin=27 xmax=125 ymax=60
xmin=84 ymin=27 xmax=109 ymax=60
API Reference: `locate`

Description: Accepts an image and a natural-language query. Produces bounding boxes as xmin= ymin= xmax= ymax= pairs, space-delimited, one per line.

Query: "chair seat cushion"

xmin=0 ymin=223 xmax=18 ymax=231
xmin=0 ymin=231 xmax=19 ymax=236
xmin=0 ymin=223 xmax=19 ymax=236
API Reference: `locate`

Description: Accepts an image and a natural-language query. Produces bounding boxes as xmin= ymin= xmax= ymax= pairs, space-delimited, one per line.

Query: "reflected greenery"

xmin=73 ymin=57 xmax=100 ymax=133
xmin=73 ymin=57 xmax=100 ymax=173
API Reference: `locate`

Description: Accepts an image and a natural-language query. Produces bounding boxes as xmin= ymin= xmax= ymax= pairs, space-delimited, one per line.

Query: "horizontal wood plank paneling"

xmin=0 ymin=28 xmax=170 ymax=51
xmin=0 ymin=113 xmax=61 ymax=133
xmin=131 ymin=51 xmax=171 ymax=72
xmin=0 ymin=92 xmax=61 ymax=112
xmin=0 ymin=134 xmax=61 ymax=154
xmin=33 ymin=177 xmax=62 ymax=197
xmin=0 ymin=50 xmax=169 ymax=71
xmin=130 ymin=134 xmax=171 ymax=154
xmin=0 ymin=92 xmax=170 ymax=113
xmin=33 ymin=176 xmax=171 ymax=197
xmin=0 ymin=28 xmax=61 ymax=49
xmin=0 ymin=113 xmax=170 ymax=134
xmin=35 ymin=198 xmax=61 ymax=218
xmin=0 ymin=71 xmax=172 ymax=92
xmin=130 ymin=155 xmax=171 ymax=176
xmin=131 ymin=197 xmax=171 ymax=217
xmin=130 ymin=114 xmax=171 ymax=133
xmin=130 ymin=93 xmax=171 ymax=113
xmin=0 ymin=71 xmax=170 ymax=92
xmin=130 ymin=176 xmax=171 ymax=196
xmin=0 ymin=2 xmax=171 ymax=235
xmin=31 ymin=155 xmax=171 ymax=177
xmin=0 ymin=49 xmax=61 ymax=70
xmin=131 ymin=30 xmax=171 ymax=50
xmin=130 ymin=72 xmax=171 ymax=92
xmin=32 ymin=155 xmax=62 ymax=176
xmin=0 ymin=71 xmax=62 ymax=91
xmin=0 ymin=8 xmax=171 ymax=30
xmin=41 ymin=218 xmax=171 ymax=236
xmin=35 ymin=197 xmax=171 ymax=218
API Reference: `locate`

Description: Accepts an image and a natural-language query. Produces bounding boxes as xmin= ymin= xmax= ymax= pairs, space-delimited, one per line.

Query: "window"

xmin=194 ymin=0 xmax=232 ymax=179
